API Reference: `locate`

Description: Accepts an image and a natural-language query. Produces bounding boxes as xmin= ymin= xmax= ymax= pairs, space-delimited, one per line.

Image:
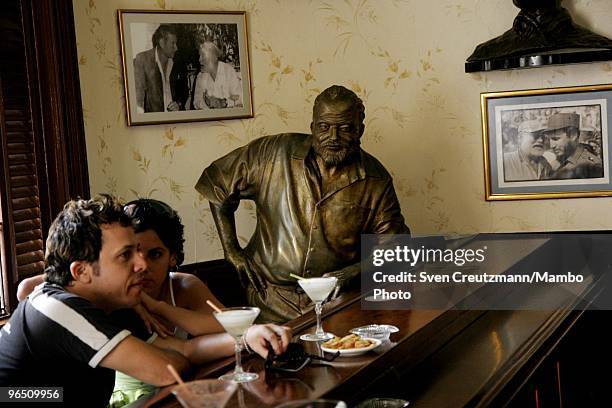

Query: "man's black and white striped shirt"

xmin=0 ymin=283 xmax=146 ymax=406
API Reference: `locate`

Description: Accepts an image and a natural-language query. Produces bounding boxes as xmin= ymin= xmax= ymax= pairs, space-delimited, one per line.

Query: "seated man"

xmin=196 ymin=85 xmax=410 ymax=323
xmin=0 ymin=195 xmax=290 ymax=406
xmin=192 ymin=41 xmax=243 ymax=109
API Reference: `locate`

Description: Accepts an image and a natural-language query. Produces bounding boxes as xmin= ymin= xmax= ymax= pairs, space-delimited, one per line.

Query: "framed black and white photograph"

xmin=118 ymin=10 xmax=253 ymax=126
xmin=481 ymin=84 xmax=612 ymax=201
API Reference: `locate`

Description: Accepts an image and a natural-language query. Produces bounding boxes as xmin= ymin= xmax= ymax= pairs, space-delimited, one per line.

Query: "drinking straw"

xmin=166 ymin=364 xmax=184 ymax=385
xmin=167 ymin=364 xmax=199 ymax=403
xmin=206 ymin=299 xmax=223 ymax=313
xmin=289 ymin=273 xmax=304 ymax=280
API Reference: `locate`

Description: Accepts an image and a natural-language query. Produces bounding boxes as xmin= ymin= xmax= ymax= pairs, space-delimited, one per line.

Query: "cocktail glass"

xmin=298 ymin=276 xmax=337 ymax=342
xmin=172 ymin=379 xmax=237 ymax=408
xmin=213 ymin=307 xmax=261 ymax=382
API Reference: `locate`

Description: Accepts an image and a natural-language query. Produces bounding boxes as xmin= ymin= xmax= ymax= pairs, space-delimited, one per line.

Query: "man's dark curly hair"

xmin=124 ymin=199 xmax=185 ymax=267
xmin=44 ymin=194 xmax=131 ymax=286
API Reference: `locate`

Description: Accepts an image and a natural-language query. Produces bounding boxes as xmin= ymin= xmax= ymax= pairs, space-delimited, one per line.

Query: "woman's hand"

xmin=244 ymin=324 xmax=292 ymax=358
xmin=133 ymin=294 xmax=174 ymax=338
xmin=140 ymin=291 xmax=161 ymax=314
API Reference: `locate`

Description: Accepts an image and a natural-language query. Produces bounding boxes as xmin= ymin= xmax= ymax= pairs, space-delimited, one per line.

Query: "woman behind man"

xmin=17 ymin=198 xmax=290 ymax=407
xmin=123 ymin=198 xmax=224 ymax=339
xmin=112 ymin=198 xmax=225 ymax=407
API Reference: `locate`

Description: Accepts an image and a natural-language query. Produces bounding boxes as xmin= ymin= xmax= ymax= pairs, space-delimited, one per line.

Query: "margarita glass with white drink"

xmin=298 ymin=276 xmax=338 ymax=341
xmin=213 ymin=307 xmax=260 ymax=382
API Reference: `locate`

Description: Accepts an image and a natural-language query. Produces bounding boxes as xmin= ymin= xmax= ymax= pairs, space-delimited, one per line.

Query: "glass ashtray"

xmin=350 ymin=324 xmax=399 ymax=341
xmin=275 ymin=400 xmax=347 ymax=408
xmin=172 ymin=379 xmax=237 ymax=408
xmin=355 ymin=398 xmax=409 ymax=408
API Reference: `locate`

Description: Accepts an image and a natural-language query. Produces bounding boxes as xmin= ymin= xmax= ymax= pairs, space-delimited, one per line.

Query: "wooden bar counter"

xmin=143 ymin=291 xmax=463 ymax=408
xmin=142 ymin=234 xmax=612 ymax=407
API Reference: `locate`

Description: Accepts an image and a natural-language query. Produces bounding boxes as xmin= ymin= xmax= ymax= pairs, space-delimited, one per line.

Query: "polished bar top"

xmin=144 ymin=291 xmax=445 ymax=407
xmin=142 ymin=234 xmax=601 ymax=407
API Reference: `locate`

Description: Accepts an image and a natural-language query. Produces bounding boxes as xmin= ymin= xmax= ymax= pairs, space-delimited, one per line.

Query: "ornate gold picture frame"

xmin=118 ymin=10 xmax=253 ymax=126
xmin=482 ymin=84 xmax=612 ymax=201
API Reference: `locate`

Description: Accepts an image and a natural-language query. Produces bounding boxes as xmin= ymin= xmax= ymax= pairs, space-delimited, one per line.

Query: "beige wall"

xmin=73 ymin=0 xmax=612 ymax=264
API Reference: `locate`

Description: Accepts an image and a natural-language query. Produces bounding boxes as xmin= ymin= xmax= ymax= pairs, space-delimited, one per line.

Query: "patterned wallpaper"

xmin=72 ymin=0 xmax=612 ymax=264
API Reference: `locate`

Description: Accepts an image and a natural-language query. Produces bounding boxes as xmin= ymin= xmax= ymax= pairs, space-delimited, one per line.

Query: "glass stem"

xmin=234 ymin=337 xmax=244 ymax=374
xmin=314 ymin=301 xmax=324 ymax=336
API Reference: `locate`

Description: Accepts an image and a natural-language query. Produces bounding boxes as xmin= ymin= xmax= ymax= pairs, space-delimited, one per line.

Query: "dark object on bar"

xmin=264 ymin=343 xmax=340 ymax=373
xmin=465 ymin=0 xmax=612 ymax=72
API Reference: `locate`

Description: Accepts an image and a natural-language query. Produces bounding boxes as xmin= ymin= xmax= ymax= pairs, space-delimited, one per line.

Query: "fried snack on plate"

xmin=354 ymin=340 xmax=371 ymax=348
xmin=323 ymin=337 xmax=342 ymax=348
xmin=322 ymin=333 xmax=374 ymax=349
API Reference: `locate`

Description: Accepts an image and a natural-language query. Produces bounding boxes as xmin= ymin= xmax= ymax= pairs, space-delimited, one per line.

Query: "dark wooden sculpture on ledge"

xmin=466 ymin=0 xmax=612 ymax=72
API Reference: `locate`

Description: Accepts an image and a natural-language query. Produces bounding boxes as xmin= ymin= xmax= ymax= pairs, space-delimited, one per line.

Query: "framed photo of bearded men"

xmin=118 ymin=9 xmax=253 ymax=126
xmin=481 ymin=84 xmax=612 ymax=201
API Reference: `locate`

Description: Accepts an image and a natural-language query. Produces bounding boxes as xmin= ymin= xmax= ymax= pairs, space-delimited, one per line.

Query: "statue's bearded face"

xmin=311 ymin=99 xmax=363 ymax=167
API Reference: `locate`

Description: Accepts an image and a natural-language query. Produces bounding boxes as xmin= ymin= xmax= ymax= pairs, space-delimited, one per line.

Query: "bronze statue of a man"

xmin=196 ymin=85 xmax=410 ymax=323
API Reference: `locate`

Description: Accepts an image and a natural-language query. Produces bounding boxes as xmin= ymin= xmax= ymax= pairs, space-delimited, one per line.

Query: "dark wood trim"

xmin=20 ymin=0 xmax=51 ymax=240
xmin=474 ymin=308 xmax=583 ymax=407
xmin=0 ymin=75 xmax=18 ymax=315
xmin=0 ymin=0 xmax=90 ymax=312
xmin=49 ymin=0 xmax=90 ymax=202
xmin=25 ymin=0 xmax=89 ymax=216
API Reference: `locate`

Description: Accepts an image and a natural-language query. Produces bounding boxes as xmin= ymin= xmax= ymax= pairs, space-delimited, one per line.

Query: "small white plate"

xmin=320 ymin=338 xmax=382 ymax=357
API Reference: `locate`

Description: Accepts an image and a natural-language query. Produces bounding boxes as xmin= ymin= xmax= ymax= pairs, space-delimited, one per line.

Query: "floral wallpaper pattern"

xmin=73 ymin=0 xmax=612 ymax=264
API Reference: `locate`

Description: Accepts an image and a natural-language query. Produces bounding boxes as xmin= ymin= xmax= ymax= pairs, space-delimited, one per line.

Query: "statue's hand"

xmin=322 ymin=268 xmax=355 ymax=299
xmin=226 ymin=249 xmax=267 ymax=294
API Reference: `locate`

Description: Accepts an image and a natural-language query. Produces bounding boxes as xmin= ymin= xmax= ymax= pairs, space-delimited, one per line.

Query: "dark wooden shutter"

xmin=0 ymin=1 xmax=45 ymax=315
xmin=2 ymin=71 xmax=46 ymax=276
xmin=0 ymin=0 xmax=89 ymax=315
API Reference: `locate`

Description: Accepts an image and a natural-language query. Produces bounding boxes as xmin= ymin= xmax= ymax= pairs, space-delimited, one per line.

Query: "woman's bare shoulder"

xmin=171 ymin=272 xmax=211 ymax=307
xmin=172 ymin=272 xmax=207 ymax=291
